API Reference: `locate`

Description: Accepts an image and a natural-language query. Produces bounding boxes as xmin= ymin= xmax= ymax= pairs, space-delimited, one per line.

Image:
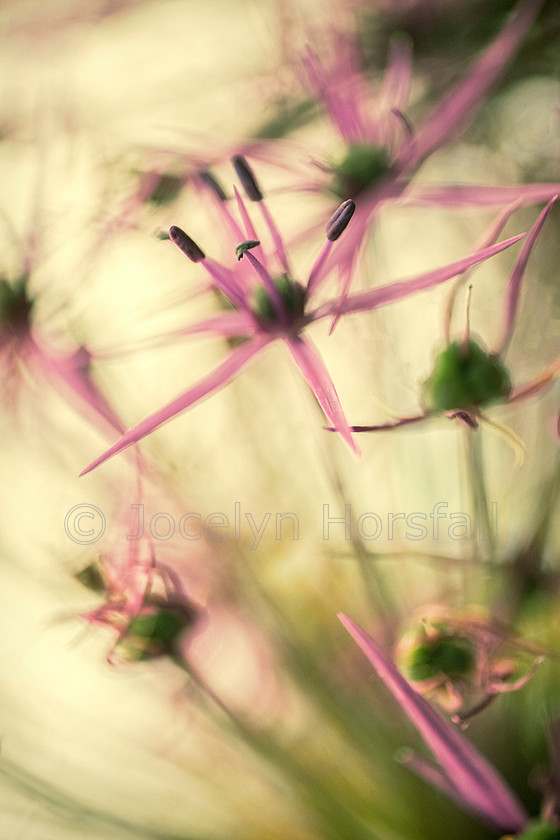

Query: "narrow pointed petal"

xmin=380 ymin=36 xmax=413 ymax=115
xmin=347 ymin=414 xmax=429 ymax=433
xmin=36 ymin=346 xmax=125 ymax=436
xmin=233 ymin=185 xmax=260 ymax=242
xmin=244 ymin=251 xmax=286 ymax=323
xmin=306 ymin=240 xmax=333 ymax=295
xmin=407 ymin=182 xmax=560 ymax=208
xmin=80 ymin=337 xmax=269 ymax=475
xmin=320 ymin=233 xmax=525 ymax=319
xmin=303 ymin=46 xmax=363 ymax=144
xmin=124 ymin=312 xmax=257 ymax=351
xmin=497 ymin=196 xmax=557 ymax=354
xmin=325 ymin=414 xmax=428 ymax=433
xmin=443 ymin=201 xmax=521 ymax=342
xmin=258 ymin=201 xmax=291 ymax=276
xmin=96 ymin=312 xmax=257 ymax=360
xmin=338 ymin=614 xmax=529 ymax=833
xmin=172 ymin=311 xmax=256 ymax=339
xmin=202 ymin=257 xmax=248 ymax=309
xmin=285 ymin=336 xmax=358 ymax=453
xmin=328 ymin=261 xmax=354 ymax=333
xmin=397 ymin=750 xmax=475 ymax=811
xmin=509 ymin=356 xmax=560 ymax=402
xmin=232 ymin=186 xmax=269 ymax=270
xmin=412 ymin=0 xmax=545 ymax=166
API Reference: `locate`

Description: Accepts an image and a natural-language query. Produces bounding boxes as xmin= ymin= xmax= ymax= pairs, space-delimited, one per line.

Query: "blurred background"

xmin=1 ymin=1 xmax=559 ymax=838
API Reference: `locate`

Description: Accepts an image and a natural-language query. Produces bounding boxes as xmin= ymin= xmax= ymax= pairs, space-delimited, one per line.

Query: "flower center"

xmin=330 ymin=143 xmax=392 ymax=199
xmin=143 ymin=172 xmax=184 ymax=207
xmin=0 ymin=277 xmax=33 ymax=337
xmin=422 ymin=340 xmax=512 ymax=412
xmin=252 ymin=274 xmax=306 ymax=325
xmin=406 ymin=636 xmax=476 ymax=682
xmin=118 ymin=603 xmax=196 ymax=661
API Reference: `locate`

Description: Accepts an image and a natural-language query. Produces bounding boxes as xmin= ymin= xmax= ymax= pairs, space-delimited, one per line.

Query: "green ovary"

xmin=331 ymin=143 xmax=392 ymax=199
xmin=120 ymin=608 xmax=191 ymax=661
xmin=0 ymin=277 xmax=32 ymax=332
xmin=407 ymin=637 xmax=476 ymax=682
xmin=422 ymin=340 xmax=512 ymax=412
xmin=252 ymin=275 xmax=306 ymax=324
xmin=145 ymin=173 xmax=184 ymax=206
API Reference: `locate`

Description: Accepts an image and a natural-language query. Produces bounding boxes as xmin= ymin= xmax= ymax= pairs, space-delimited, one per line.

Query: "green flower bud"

xmin=118 ymin=603 xmax=197 ymax=662
xmin=422 ymin=340 xmax=512 ymax=412
xmin=406 ymin=635 xmax=477 ymax=682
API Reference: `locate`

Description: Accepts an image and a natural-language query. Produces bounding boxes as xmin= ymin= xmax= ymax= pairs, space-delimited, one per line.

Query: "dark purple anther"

xmin=232 ymin=155 xmax=263 ymax=202
xmin=199 ymin=170 xmax=227 ymax=202
xmin=169 ymin=226 xmax=205 ymax=262
xmin=326 ymin=199 xmax=356 ymax=241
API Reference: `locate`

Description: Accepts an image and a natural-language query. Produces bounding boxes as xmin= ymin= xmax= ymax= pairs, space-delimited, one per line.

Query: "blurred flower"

xmin=295 ymin=0 xmax=560 ymax=274
xmin=79 ymin=505 xmax=199 ymax=665
xmin=0 ymin=261 xmax=126 ymax=441
xmin=339 ymin=612 xmax=530 ymax=834
xmin=81 ymin=159 xmax=524 ymax=474
xmin=395 ymin=603 xmax=545 ymax=719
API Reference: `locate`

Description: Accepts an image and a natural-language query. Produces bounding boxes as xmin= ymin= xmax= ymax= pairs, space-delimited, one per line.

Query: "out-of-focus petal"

xmin=285 ymin=335 xmax=358 ymax=452
xmin=35 ymin=344 xmax=125 ymax=436
xmin=80 ymin=336 xmax=270 ymax=475
xmin=202 ymin=257 xmax=249 ymax=309
xmin=497 ymin=196 xmax=557 ymax=354
xmin=412 ymin=0 xmax=546 ymax=166
xmin=408 ymin=183 xmax=560 ymax=208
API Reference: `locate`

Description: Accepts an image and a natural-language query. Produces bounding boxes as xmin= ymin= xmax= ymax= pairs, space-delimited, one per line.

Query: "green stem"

xmin=464 ymin=424 xmax=496 ymax=585
xmin=173 ymin=657 xmax=381 ymax=840
xmin=309 ymin=397 xmax=395 ymax=620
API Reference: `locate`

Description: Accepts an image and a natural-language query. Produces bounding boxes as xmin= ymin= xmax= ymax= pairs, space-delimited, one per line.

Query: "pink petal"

xmin=328 ymin=261 xmax=354 ymax=334
xmin=497 ymin=196 xmax=557 ymax=354
xmin=244 ymin=251 xmax=287 ymax=324
xmin=509 ymin=356 xmax=560 ymax=402
xmin=397 ymin=750 xmax=474 ymax=810
xmin=380 ymin=36 xmax=413 ymax=114
xmin=319 ymin=233 xmax=526 ymax=318
xmin=233 ymin=186 xmax=261 ymax=245
xmin=202 ymin=257 xmax=248 ymax=309
xmin=306 ymin=240 xmax=333 ymax=295
xmin=347 ymin=414 xmax=428 ymax=433
xmin=80 ymin=337 xmax=269 ymax=475
xmin=443 ymin=201 xmax=522 ymax=342
xmin=412 ymin=0 xmax=545 ymax=166
xmin=36 ymin=345 xmax=125 ymax=436
xmin=407 ymin=183 xmax=560 ymax=208
xmin=258 ymin=201 xmax=291 ymax=276
xmin=169 ymin=311 xmax=257 ymax=339
xmin=303 ymin=46 xmax=364 ymax=144
xmin=284 ymin=335 xmax=358 ymax=453
xmin=98 ymin=313 xmax=258 ymax=359
xmin=338 ymin=614 xmax=529 ymax=833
